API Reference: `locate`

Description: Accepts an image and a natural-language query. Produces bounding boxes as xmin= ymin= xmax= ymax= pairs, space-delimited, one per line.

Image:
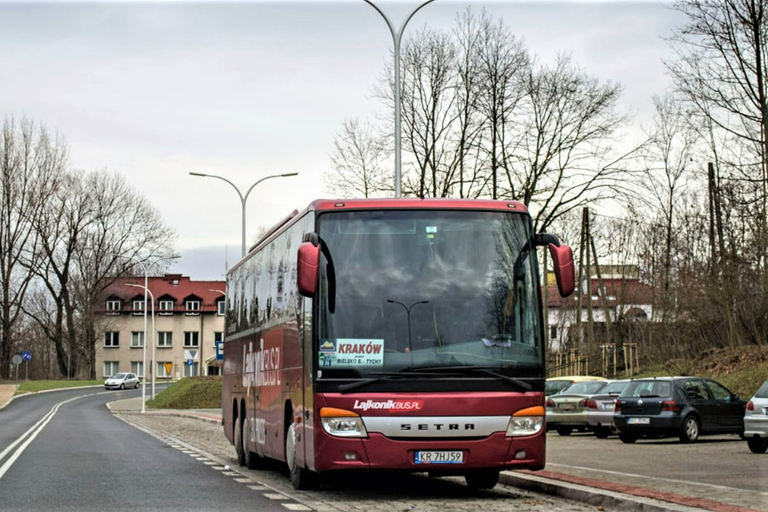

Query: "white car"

xmin=105 ymin=372 xmax=140 ymax=390
xmin=744 ymin=378 xmax=768 ymax=453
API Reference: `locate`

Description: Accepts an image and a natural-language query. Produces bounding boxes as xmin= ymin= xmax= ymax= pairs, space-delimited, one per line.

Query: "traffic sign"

xmin=11 ymin=355 xmax=21 ymax=365
xmin=164 ymin=362 xmax=173 ymax=375
xmin=215 ymin=341 xmax=223 ymax=360
xmin=186 ymin=359 xmax=194 ymax=366
xmin=22 ymin=351 xmax=32 ymax=361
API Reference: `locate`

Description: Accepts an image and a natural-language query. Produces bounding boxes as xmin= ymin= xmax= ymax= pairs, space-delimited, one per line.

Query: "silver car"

xmin=105 ymin=372 xmax=140 ymax=390
xmin=546 ymin=380 xmax=610 ymax=436
xmin=744 ymin=378 xmax=768 ymax=453
xmin=586 ymin=379 xmax=631 ymax=438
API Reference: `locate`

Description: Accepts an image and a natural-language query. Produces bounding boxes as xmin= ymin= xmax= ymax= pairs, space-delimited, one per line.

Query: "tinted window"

xmin=602 ymin=381 xmax=630 ymax=395
xmin=706 ymin=380 xmax=733 ymax=402
xmin=622 ymin=380 xmax=672 ymax=398
xmin=546 ymin=380 xmax=573 ymax=395
xmin=684 ymin=379 xmax=709 ymax=400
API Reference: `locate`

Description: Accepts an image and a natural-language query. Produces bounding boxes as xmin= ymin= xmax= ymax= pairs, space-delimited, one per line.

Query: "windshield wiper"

xmin=413 ymin=366 xmax=533 ymax=391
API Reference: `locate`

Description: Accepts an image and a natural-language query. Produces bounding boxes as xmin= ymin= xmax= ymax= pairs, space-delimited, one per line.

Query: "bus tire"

xmin=243 ymin=418 xmax=266 ymax=470
xmin=234 ymin=417 xmax=246 ymax=466
xmin=286 ymin=417 xmax=318 ymax=490
xmin=465 ymin=470 xmax=499 ymax=489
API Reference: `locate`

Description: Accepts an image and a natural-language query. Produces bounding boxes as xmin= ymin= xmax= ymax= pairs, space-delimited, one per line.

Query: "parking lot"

xmin=545 ymin=430 xmax=768 ymax=510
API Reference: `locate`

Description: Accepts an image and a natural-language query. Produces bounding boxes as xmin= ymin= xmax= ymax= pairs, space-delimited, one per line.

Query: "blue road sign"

xmin=22 ymin=351 xmax=32 ymax=362
xmin=186 ymin=359 xmax=194 ymax=366
xmin=215 ymin=341 xmax=223 ymax=360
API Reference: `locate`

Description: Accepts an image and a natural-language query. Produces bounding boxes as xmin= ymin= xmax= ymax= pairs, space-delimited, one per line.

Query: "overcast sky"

xmin=0 ymin=0 xmax=682 ymax=280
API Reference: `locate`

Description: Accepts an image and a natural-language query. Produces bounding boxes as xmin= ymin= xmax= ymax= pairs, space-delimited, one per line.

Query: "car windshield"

xmin=316 ymin=209 xmax=543 ymax=376
xmin=602 ymin=381 xmax=630 ymax=395
xmin=755 ymin=379 xmax=768 ymax=398
xmin=111 ymin=373 xmax=127 ymax=379
xmin=621 ymin=380 xmax=672 ymax=398
xmin=546 ymin=380 xmax=574 ymax=395
xmin=562 ymin=381 xmax=607 ymax=395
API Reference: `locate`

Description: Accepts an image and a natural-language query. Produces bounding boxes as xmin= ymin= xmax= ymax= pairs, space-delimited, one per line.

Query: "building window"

xmin=217 ymin=301 xmax=225 ymax=316
xmin=103 ymin=361 xmax=119 ymax=377
xmin=131 ymin=361 xmax=144 ymax=378
xmin=184 ymin=331 xmax=199 ymax=347
xmin=214 ymin=331 xmax=223 ymax=347
xmin=183 ymin=362 xmax=200 ymax=377
xmin=132 ymin=300 xmax=144 ymax=315
xmin=157 ymin=362 xmax=172 ymax=379
xmin=158 ymin=300 xmax=174 ymax=314
xmin=106 ymin=300 xmax=121 ymax=313
xmin=550 ymin=326 xmax=558 ymax=340
xmin=104 ymin=331 xmax=119 ymax=348
xmin=131 ymin=331 xmax=145 ymax=348
xmin=185 ymin=300 xmax=200 ymax=315
xmin=157 ymin=332 xmax=173 ymax=348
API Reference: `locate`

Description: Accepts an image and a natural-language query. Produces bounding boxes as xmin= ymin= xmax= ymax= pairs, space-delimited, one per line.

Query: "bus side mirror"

xmin=549 ymin=243 xmax=575 ymax=297
xmin=297 ymin=241 xmax=320 ymax=297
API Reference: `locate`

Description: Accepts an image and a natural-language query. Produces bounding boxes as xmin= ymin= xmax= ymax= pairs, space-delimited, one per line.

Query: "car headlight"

xmin=320 ymin=407 xmax=368 ymax=438
xmin=506 ymin=406 xmax=545 ymax=437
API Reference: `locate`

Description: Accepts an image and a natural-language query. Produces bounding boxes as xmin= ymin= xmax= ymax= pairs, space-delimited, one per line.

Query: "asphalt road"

xmin=0 ymin=388 xmax=293 ymax=512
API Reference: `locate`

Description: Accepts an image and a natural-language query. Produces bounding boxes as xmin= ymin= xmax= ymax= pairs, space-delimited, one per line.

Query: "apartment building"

xmin=95 ymin=274 xmax=225 ymax=380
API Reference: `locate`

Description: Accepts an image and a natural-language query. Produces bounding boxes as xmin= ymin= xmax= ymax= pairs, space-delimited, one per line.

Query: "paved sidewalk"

xmin=0 ymin=383 xmax=17 ymax=410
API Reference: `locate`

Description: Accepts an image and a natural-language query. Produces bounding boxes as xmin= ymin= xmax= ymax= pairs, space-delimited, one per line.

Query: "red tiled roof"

xmin=98 ymin=274 xmax=225 ymax=313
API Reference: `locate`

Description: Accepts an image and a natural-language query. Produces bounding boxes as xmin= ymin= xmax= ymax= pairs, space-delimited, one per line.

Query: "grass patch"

xmin=16 ymin=380 xmax=103 ymax=394
xmin=147 ymin=376 xmax=221 ymax=409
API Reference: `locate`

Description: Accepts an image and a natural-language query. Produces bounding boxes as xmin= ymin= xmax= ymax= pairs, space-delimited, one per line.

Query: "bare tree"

xmin=0 ymin=117 xmax=66 ymax=379
xmin=325 ymin=119 xmax=391 ymax=198
xmin=27 ymin=169 xmax=177 ymax=378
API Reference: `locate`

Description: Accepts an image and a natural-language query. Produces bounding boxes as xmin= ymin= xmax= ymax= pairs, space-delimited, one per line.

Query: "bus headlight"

xmin=320 ymin=407 xmax=368 ymax=438
xmin=506 ymin=406 xmax=545 ymax=437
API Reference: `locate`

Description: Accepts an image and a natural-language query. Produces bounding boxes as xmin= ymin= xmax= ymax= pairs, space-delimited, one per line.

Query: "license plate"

xmin=558 ymin=403 xmax=575 ymax=410
xmin=628 ymin=417 xmax=650 ymax=424
xmin=602 ymin=403 xmax=615 ymax=410
xmin=414 ymin=451 xmax=464 ymax=464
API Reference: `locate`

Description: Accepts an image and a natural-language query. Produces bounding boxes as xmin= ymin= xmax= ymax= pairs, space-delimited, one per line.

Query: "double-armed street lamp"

xmin=363 ymin=0 xmax=437 ymax=198
xmin=188 ymin=172 xmax=299 ymax=258
xmin=387 ymin=299 xmax=429 ymax=355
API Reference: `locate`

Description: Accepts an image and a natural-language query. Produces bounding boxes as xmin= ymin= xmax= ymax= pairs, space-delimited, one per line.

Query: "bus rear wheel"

xmin=234 ymin=417 xmax=246 ymax=466
xmin=242 ymin=418 xmax=266 ymax=470
xmin=286 ymin=417 xmax=318 ymax=490
xmin=465 ymin=470 xmax=499 ymax=489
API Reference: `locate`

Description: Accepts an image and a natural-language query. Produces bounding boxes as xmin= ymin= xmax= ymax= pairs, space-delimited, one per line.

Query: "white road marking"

xmin=0 ymin=394 xmax=92 ymax=480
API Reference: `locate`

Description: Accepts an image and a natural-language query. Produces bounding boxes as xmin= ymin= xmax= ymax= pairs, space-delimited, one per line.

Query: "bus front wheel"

xmin=285 ymin=417 xmax=318 ymax=490
xmin=465 ymin=469 xmax=499 ymax=489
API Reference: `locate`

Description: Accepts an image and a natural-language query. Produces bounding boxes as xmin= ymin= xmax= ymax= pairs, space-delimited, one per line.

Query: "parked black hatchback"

xmin=614 ymin=377 xmax=746 ymax=444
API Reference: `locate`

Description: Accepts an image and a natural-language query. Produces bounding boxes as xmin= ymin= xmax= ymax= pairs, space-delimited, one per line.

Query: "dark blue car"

xmin=614 ymin=377 xmax=745 ymax=443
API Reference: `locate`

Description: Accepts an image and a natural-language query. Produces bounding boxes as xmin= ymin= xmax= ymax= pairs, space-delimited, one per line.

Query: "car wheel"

xmin=465 ymin=470 xmax=499 ymax=489
xmin=556 ymin=427 xmax=572 ymax=436
xmin=135 ymin=381 xmax=140 ymax=389
xmin=593 ymin=427 xmax=610 ymax=439
xmin=119 ymin=383 xmax=125 ymax=390
xmin=679 ymin=415 xmax=700 ymax=443
xmin=234 ymin=417 xmax=246 ymax=466
xmin=619 ymin=432 xmax=637 ymax=444
xmin=286 ymin=416 xmax=318 ymax=490
xmin=747 ymin=436 xmax=768 ymax=454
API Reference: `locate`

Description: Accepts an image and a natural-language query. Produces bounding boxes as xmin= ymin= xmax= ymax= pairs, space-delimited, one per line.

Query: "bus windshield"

xmin=316 ymin=209 xmax=544 ymax=379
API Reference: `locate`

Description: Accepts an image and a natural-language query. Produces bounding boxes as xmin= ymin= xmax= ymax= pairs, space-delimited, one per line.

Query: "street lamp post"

xmin=127 ymin=284 xmax=156 ymax=404
xmin=188 ymin=172 xmax=299 ymax=258
xmin=119 ymin=255 xmax=149 ymax=413
xmin=387 ymin=299 xmax=429 ymax=358
xmin=364 ymin=0 xmax=437 ymax=198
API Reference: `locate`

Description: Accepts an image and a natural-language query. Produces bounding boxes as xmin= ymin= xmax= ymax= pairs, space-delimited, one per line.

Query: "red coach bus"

xmin=222 ymin=198 xmax=574 ymax=490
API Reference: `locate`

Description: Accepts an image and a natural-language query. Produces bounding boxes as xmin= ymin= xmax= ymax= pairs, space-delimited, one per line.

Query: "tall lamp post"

xmin=127 ymin=284 xmax=156 ymax=404
xmin=188 ymin=172 xmax=299 ymax=258
xmin=364 ymin=0 xmax=437 ymax=198
xmin=387 ymin=299 xmax=429 ymax=358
